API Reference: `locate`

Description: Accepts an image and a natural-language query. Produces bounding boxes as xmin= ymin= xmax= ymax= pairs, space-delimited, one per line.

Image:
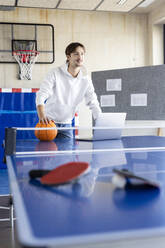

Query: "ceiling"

xmin=0 ymin=0 xmax=164 ymax=13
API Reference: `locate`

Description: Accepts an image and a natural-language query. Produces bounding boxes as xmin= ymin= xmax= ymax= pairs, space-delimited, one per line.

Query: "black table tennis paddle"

xmin=29 ymin=161 xmax=90 ymax=186
xmin=113 ymin=168 xmax=160 ymax=189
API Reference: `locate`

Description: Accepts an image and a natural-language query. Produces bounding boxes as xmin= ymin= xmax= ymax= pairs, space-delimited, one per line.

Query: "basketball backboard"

xmin=0 ymin=22 xmax=54 ymax=64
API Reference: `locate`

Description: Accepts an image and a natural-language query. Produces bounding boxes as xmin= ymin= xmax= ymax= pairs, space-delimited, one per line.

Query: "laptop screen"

xmin=93 ymin=112 xmax=126 ymax=140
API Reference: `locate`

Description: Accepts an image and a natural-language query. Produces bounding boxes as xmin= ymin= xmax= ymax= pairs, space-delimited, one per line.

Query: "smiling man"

xmin=36 ymin=42 xmax=101 ymax=138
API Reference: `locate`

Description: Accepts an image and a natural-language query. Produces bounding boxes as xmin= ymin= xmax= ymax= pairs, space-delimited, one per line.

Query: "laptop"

xmin=77 ymin=112 xmax=127 ymax=141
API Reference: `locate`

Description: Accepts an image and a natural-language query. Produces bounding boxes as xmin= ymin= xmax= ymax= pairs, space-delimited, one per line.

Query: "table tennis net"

xmin=4 ymin=125 xmax=165 ymax=156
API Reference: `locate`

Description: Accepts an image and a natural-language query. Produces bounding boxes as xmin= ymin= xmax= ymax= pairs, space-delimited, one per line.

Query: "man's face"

xmin=67 ymin=46 xmax=85 ymax=67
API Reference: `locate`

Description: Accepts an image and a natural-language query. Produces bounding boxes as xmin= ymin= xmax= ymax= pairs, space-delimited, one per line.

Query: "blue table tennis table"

xmin=5 ymin=135 xmax=165 ymax=248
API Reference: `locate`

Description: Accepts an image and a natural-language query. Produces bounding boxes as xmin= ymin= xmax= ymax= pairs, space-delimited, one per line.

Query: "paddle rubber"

xmin=29 ymin=161 xmax=89 ymax=186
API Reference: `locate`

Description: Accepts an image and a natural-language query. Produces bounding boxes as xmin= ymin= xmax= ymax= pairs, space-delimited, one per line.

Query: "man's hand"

xmin=37 ymin=105 xmax=51 ymax=124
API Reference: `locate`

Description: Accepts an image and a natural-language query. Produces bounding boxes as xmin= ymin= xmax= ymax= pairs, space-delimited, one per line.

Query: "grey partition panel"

xmin=92 ymin=65 xmax=165 ymax=120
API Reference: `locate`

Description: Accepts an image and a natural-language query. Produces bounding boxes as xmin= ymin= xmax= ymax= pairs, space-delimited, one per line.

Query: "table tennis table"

xmin=5 ymin=133 xmax=165 ymax=248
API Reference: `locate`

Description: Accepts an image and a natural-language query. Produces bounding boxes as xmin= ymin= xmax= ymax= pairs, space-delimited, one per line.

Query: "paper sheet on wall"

xmin=100 ymin=95 xmax=115 ymax=107
xmin=106 ymin=79 xmax=122 ymax=91
xmin=131 ymin=94 xmax=147 ymax=106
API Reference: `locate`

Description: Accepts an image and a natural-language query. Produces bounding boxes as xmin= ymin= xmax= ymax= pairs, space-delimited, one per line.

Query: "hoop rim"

xmin=12 ymin=50 xmax=39 ymax=56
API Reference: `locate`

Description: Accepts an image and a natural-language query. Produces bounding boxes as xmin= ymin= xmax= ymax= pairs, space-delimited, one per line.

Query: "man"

xmin=36 ymin=42 xmax=101 ymax=138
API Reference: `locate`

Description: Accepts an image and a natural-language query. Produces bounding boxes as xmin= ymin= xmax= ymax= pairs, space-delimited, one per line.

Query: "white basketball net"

xmin=13 ymin=50 xmax=39 ymax=80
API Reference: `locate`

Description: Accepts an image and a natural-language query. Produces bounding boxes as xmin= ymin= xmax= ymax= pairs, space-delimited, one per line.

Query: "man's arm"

xmin=84 ymin=78 xmax=102 ymax=120
xmin=37 ymin=105 xmax=51 ymax=124
xmin=36 ymin=69 xmax=56 ymax=124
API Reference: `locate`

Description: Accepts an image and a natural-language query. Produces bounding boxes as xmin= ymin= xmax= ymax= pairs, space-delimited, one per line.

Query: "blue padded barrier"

xmin=0 ymin=92 xmax=38 ymax=169
xmin=0 ymin=169 xmax=9 ymax=195
xmin=0 ymin=91 xmax=76 ymax=169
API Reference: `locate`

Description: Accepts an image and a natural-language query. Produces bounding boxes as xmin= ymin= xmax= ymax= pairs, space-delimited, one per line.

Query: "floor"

xmin=0 ymin=195 xmax=20 ymax=248
xmin=0 ymin=222 xmax=20 ymax=248
xmin=0 ymin=168 xmax=21 ymax=248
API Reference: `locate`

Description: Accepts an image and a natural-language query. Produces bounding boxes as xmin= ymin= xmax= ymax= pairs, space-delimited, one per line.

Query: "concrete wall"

xmin=0 ymin=8 xmax=149 ymax=88
xmin=148 ymin=3 xmax=165 ymax=65
xmin=0 ymin=8 xmax=149 ymax=127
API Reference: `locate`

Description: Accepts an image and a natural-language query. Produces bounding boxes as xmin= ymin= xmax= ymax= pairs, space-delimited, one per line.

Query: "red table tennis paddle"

xmin=29 ymin=161 xmax=90 ymax=186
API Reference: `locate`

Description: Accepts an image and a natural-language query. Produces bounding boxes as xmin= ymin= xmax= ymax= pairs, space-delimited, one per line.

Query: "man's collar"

xmin=61 ymin=63 xmax=83 ymax=79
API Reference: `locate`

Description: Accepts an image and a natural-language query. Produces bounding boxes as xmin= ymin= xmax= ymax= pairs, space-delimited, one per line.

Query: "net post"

xmin=4 ymin=128 xmax=17 ymax=156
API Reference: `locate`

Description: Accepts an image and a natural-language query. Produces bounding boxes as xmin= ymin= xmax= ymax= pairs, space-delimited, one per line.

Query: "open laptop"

xmin=77 ymin=112 xmax=127 ymax=141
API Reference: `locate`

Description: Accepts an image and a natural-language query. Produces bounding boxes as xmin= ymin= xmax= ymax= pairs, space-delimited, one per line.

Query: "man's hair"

xmin=65 ymin=42 xmax=86 ymax=58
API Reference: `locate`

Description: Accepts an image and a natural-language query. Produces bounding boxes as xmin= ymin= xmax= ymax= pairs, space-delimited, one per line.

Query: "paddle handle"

xmin=29 ymin=169 xmax=50 ymax=179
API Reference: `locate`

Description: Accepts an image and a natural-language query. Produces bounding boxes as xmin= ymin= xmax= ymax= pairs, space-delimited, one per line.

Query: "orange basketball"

xmin=35 ymin=121 xmax=58 ymax=141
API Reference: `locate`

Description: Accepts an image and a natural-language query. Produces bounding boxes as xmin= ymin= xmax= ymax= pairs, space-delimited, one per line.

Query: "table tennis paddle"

xmin=29 ymin=161 xmax=90 ymax=186
xmin=113 ymin=168 xmax=160 ymax=189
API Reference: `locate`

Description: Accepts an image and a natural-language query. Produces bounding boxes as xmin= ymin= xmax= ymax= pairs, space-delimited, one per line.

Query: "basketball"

xmin=35 ymin=121 xmax=58 ymax=141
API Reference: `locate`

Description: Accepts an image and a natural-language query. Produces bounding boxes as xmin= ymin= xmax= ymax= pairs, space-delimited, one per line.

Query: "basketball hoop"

xmin=13 ymin=50 xmax=39 ymax=80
